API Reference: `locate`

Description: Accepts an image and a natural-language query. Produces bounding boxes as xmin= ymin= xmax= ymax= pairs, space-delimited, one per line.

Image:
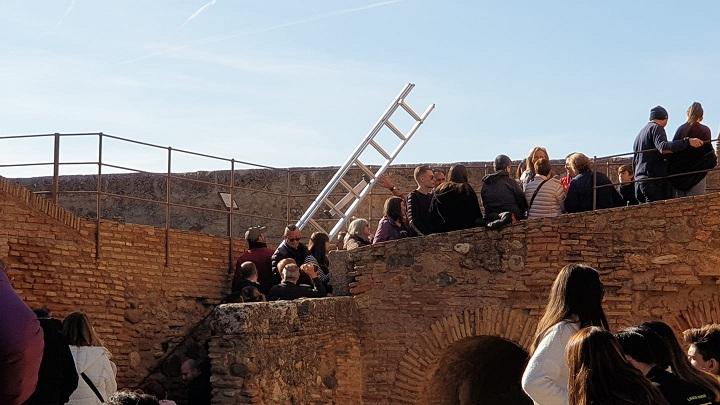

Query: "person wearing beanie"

xmin=632 ymin=105 xmax=705 ymax=202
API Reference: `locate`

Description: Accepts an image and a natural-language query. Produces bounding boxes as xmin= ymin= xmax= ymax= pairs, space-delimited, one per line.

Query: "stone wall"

xmin=210 ymin=192 xmax=720 ymax=404
xmin=0 ymin=176 xmax=241 ymax=391
xmin=210 ymin=298 xmax=362 ymax=404
xmin=19 ymin=158 xmax=714 ymax=241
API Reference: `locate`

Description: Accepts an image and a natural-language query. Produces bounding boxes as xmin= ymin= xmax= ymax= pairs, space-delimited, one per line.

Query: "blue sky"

xmin=1 ymin=0 xmax=719 ymax=176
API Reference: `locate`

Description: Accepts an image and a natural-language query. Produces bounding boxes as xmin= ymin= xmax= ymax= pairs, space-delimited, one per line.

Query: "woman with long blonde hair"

xmin=63 ymin=312 xmax=117 ymax=405
xmin=518 ymin=146 xmax=550 ymax=188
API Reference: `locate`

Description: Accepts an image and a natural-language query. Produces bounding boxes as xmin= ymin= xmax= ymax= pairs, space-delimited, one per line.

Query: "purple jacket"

xmin=373 ymin=216 xmax=406 ymax=243
xmin=0 ymin=270 xmax=44 ymax=405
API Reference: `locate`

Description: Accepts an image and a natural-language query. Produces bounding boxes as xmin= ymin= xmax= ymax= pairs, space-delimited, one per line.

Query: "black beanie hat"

xmin=650 ymin=106 xmax=668 ymax=121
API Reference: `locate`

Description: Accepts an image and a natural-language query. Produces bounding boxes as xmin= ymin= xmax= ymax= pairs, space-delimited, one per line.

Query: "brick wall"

xmin=0 ymin=176 xmax=243 ymax=389
xmin=211 ymin=192 xmax=720 ymax=404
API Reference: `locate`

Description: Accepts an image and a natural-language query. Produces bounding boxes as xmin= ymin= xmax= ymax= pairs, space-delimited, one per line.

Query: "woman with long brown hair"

xmin=373 ymin=196 xmax=408 ymax=243
xmin=567 ymin=326 xmax=669 ymax=405
xmin=518 ymin=146 xmax=550 ymax=187
xmin=640 ymin=320 xmax=720 ymax=402
xmin=63 ymin=312 xmax=117 ymax=405
xmin=429 ymin=164 xmax=483 ymax=232
xmin=668 ymin=102 xmax=716 ymax=197
xmin=521 ymin=264 xmax=608 ymax=405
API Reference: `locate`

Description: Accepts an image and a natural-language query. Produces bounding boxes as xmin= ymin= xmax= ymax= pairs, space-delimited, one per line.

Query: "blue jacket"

xmin=564 ymin=170 xmax=622 ymax=213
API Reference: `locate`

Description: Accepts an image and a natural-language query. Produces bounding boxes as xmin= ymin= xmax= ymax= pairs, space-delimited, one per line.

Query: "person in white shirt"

xmin=524 ymin=158 xmax=565 ymax=218
xmin=521 ymin=264 xmax=609 ymax=405
xmin=62 ymin=312 xmax=117 ymax=405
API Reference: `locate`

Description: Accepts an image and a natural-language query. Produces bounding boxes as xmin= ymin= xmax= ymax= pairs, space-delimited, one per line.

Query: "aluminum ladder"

xmin=296 ymin=83 xmax=435 ymax=239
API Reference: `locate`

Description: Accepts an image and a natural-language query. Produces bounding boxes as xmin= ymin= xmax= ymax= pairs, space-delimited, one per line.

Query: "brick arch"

xmin=666 ymin=295 xmax=720 ymax=335
xmin=391 ymin=306 xmax=538 ymax=404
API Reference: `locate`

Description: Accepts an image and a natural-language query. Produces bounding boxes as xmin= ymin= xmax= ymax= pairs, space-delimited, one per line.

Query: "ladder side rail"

xmin=296 ymin=83 xmax=415 ymax=229
xmin=327 ymin=103 xmax=435 ymax=238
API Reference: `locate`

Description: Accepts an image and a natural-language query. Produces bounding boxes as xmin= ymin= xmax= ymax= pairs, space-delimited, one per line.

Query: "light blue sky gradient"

xmin=1 ymin=0 xmax=718 ymax=176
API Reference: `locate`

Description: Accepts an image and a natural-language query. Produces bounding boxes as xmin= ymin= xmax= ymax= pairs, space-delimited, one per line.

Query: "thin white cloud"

xmin=179 ymin=0 xmax=217 ymax=30
xmin=118 ymin=0 xmax=405 ymax=65
xmin=56 ymin=0 xmax=76 ymax=27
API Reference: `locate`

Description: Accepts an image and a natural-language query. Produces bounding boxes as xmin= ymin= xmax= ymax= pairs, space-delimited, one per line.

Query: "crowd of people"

xmin=522 ymin=263 xmax=720 ymax=405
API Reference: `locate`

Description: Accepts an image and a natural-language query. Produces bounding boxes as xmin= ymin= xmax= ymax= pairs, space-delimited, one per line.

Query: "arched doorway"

xmin=424 ymin=336 xmax=532 ymax=405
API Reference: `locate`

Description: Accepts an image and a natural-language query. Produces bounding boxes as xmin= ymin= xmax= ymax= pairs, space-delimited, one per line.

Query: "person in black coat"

xmin=617 ymin=164 xmax=639 ymax=206
xmin=564 ymin=153 xmax=623 ymax=213
xmin=25 ymin=309 xmax=79 ymax=405
xmin=271 ymin=225 xmax=312 ymax=286
xmin=480 ymin=155 xmax=528 ymax=221
xmin=268 ymin=262 xmax=327 ymax=301
xmin=667 ymin=102 xmax=717 ymax=197
xmin=430 ymin=164 xmax=483 ymax=232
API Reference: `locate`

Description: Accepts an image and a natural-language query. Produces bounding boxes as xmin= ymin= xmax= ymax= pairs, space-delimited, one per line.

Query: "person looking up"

xmin=406 ymin=165 xmax=435 ymax=235
xmin=518 ymin=146 xmax=550 ymax=187
xmin=524 ymin=158 xmax=565 ymax=218
xmin=481 ymin=155 xmax=527 ymax=221
xmin=668 ymin=102 xmax=716 ymax=197
xmin=617 ymin=164 xmax=639 ymax=206
xmin=63 ymin=312 xmax=117 ymax=405
xmin=344 ymin=218 xmax=372 ymax=250
xmin=641 ymin=321 xmax=720 ymax=402
xmin=431 ymin=164 xmax=483 ymax=232
xmin=684 ymin=324 xmax=720 ymax=377
xmin=567 ymin=326 xmax=669 ymax=405
xmin=522 ymin=263 xmax=609 ymax=405
xmin=268 ymin=262 xmax=327 ymax=300
xmin=564 ymin=153 xmax=622 ymax=213
xmin=633 ymin=105 xmax=704 ymax=202
xmin=616 ymin=328 xmax=712 ymax=405
xmin=271 ymin=225 xmax=312 ymax=286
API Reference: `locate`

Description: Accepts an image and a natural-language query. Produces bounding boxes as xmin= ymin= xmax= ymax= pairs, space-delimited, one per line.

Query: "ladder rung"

xmin=369 ymin=140 xmax=391 ymax=160
xmin=385 ymin=121 xmax=406 ymax=141
xmin=308 ymin=218 xmax=326 ymax=233
xmin=339 ymin=178 xmax=360 ymax=197
xmin=354 ymin=160 xmax=376 ymax=180
xmin=399 ymin=99 xmax=422 ymax=122
xmin=323 ymin=198 xmax=345 ymax=218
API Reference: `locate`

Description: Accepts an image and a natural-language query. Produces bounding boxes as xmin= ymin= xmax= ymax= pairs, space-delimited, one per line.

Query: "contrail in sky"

xmin=56 ymin=0 xmax=76 ymax=27
xmin=118 ymin=0 xmax=404 ymax=65
xmin=180 ymin=0 xmax=217 ymax=30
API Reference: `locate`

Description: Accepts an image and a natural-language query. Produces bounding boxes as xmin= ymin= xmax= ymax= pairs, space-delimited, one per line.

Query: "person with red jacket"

xmin=236 ymin=226 xmax=275 ymax=295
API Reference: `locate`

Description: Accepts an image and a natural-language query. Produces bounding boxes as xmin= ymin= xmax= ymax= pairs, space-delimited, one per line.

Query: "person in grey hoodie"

xmin=63 ymin=312 xmax=117 ymax=405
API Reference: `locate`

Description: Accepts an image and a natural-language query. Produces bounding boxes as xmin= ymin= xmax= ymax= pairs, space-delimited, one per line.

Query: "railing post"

xmin=592 ymin=155 xmax=597 ymax=211
xmin=165 ymin=147 xmax=172 ymax=267
xmin=52 ymin=133 xmax=60 ymax=203
xmin=286 ymin=169 xmax=291 ymax=225
xmin=95 ymin=133 xmax=103 ymax=259
xmin=228 ymin=159 xmax=235 ymax=273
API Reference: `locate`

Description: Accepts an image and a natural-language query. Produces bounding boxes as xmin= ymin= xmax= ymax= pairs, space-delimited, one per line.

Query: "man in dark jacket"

xmin=481 ymin=155 xmax=528 ymax=221
xmin=236 ymin=226 xmax=275 ymax=294
xmin=25 ymin=309 xmax=78 ymax=405
xmin=227 ymin=262 xmax=265 ymax=303
xmin=182 ymin=359 xmax=211 ymax=405
xmin=564 ymin=153 xmax=623 ymax=213
xmin=406 ymin=165 xmax=435 ymax=235
xmin=617 ymin=329 xmax=713 ymax=405
xmin=632 ymin=106 xmax=704 ymax=202
xmin=271 ymin=225 xmax=312 ymax=286
xmin=268 ymin=262 xmax=327 ymax=301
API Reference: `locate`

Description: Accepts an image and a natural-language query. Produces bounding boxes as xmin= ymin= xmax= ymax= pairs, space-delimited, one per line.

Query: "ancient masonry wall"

xmin=0 ymin=176 xmax=242 ymax=389
xmin=211 ymin=192 xmax=720 ymax=404
xmin=210 ymin=298 xmax=362 ymax=404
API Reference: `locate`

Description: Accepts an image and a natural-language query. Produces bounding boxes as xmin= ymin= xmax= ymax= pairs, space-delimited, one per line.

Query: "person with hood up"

xmin=481 ymin=155 xmax=528 ymax=222
xmin=430 ymin=164 xmax=483 ymax=232
xmin=63 ymin=312 xmax=117 ymax=405
xmin=0 ymin=259 xmax=44 ymax=405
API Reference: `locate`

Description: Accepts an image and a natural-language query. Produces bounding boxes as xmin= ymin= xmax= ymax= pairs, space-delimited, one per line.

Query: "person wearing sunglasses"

xmin=271 ymin=225 xmax=313 ymax=287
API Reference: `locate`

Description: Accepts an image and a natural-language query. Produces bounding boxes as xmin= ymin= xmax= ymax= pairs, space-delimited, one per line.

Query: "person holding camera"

xmin=268 ymin=259 xmax=327 ymax=301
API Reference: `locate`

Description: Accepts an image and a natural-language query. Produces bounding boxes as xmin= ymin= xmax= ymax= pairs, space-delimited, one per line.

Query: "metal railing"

xmin=0 ymin=132 xmax=291 ymax=271
xmin=590 ymin=138 xmax=720 ymax=210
